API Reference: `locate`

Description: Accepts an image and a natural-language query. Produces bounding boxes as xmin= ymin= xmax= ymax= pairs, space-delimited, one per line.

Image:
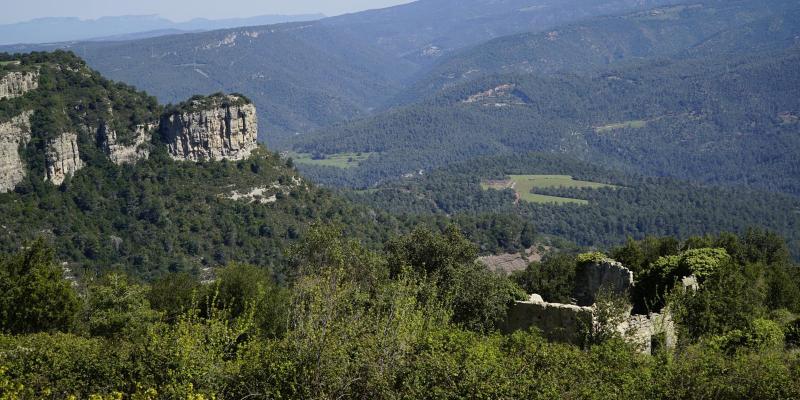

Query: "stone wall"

xmin=504 ymin=256 xmax=677 ymax=354
xmin=161 ymin=95 xmax=258 ymax=161
xmin=45 ymin=132 xmax=83 ymax=185
xmin=503 ymin=294 xmax=593 ymax=344
xmin=0 ymin=111 xmax=32 ymax=193
xmin=573 ymin=259 xmax=634 ymax=306
xmin=505 ymin=293 xmax=677 ymax=354
xmin=0 ymin=71 xmax=39 ymax=100
xmin=619 ymin=312 xmax=677 ymax=354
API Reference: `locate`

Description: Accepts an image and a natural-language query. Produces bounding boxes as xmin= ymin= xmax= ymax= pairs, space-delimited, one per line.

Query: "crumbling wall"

xmin=573 ymin=259 xmax=634 ymax=306
xmin=503 ymin=294 xmax=593 ymax=345
xmin=504 ymin=256 xmax=678 ymax=354
xmin=505 ymin=294 xmax=677 ymax=354
xmin=619 ymin=312 xmax=676 ymax=354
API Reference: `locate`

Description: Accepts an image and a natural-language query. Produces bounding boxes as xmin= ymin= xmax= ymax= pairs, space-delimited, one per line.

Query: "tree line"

xmin=1 ymin=227 xmax=799 ymax=398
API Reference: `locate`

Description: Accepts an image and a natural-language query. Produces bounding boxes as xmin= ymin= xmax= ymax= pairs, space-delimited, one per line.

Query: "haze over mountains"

xmin=0 ymin=0 xmax=684 ymax=138
xmin=396 ymin=0 xmax=800 ymax=105
xmin=0 ymin=14 xmax=324 ymax=45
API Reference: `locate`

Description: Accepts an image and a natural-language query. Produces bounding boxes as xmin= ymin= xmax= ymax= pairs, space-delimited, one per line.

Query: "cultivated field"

xmin=594 ymin=119 xmax=647 ymax=133
xmin=288 ymin=152 xmax=373 ymax=168
xmin=481 ymin=175 xmax=617 ymax=205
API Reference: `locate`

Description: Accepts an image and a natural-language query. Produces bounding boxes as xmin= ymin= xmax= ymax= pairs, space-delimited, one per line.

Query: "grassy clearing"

xmin=288 ymin=152 xmax=374 ymax=169
xmin=0 ymin=61 xmax=20 ymax=66
xmin=352 ymin=188 xmax=379 ymax=195
xmin=594 ymin=119 xmax=648 ymax=133
xmin=481 ymin=175 xmax=617 ymax=205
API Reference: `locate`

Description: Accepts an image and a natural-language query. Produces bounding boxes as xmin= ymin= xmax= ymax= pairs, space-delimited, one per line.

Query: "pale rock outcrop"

xmin=45 ymin=132 xmax=83 ymax=185
xmin=98 ymin=121 xmax=154 ymax=165
xmin=680 ymin=275 xmax=699 ymax=292
xmin=0 ymin=71 xmax=39 ymax=99
xmin=161 ymin=95 xmax=258 ymax=162
xmin=0 ymin=111 xmax=32 ymax=192
xmin=227 ymin=185 xmax=278 ymax=204
xmin=479 ymin=246 xmax=546 ymax=275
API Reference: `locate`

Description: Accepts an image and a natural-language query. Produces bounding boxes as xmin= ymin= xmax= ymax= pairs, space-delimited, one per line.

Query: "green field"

xmin=353 ymin=188 xmax=380 ymax=195
xmin=594 ymin=119 xmax=648 ymax=133
xmin=288 ymin=152 xmax=374 ymax=168
xmin=481 ymin=175 xmax=617 ymax=205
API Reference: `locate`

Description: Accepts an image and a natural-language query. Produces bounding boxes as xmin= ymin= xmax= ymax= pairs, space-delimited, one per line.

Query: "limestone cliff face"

xmin=2 ymin=92 xmax=259 ymax=190
xmin=45 ymin=132 xmax=83 ymax=185
xmin=0 ymin=71 xmax=39 ymax=100
xmin=98 ymin=121 xmax=155 ymax=165
xmin=161 ymin=95 xmax=258 ymax=162
xmin=0 ymin=111 xmax=32 ymax=193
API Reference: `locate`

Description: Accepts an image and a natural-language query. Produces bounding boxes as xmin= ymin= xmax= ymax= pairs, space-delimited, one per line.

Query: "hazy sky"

xmin=0 ymin=0 xmax=415 ymax=24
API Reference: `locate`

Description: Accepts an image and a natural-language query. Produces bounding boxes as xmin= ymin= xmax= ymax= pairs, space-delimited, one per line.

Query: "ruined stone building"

xmin=503 ymin=257 xmax=678 ymax=354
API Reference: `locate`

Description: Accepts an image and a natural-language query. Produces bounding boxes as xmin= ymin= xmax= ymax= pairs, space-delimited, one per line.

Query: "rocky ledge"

xmin=98 ymin=121 xmax=156 ymax=165
xmin=161 ymin=94 xmax=258 ymax=162
xmin=45 ymin=132 xmax=83 ymax=185
xmin=0 ymin=71 xmax=39 ymax=100
xmin=0 ymin=111 xmax=32 ymax=193
xmin=1 ymin=92 xmax=261 ymax=193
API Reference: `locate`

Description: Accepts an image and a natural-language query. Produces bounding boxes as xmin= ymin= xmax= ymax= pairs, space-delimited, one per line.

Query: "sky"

xmin=0 ymin=0 xmax=415 ymax=24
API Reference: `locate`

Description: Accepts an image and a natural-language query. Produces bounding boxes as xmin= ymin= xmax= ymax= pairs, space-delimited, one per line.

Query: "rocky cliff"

xmin=0 ymin=54 xmax=263 ymax=192
xmin=45 ymin=132 xmax=83 ymax=185
xmin=0 ymin=93 xmax=261 ymax=192
xmin=98 ymin=121 xmax=155 ymax=165
xmin=161 ymin=94 xmax=258 ymax=162
xmin=0 ymin=71 xmax=39 ymax=100
xmin=0 ymin=111 xmax=32 ymax=193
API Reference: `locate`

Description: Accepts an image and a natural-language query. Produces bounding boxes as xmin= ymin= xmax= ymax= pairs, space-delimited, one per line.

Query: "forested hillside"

xmin=320 ymin=0 xmax=680 ymax=64
xmin=397 ymin=0 xmax=800 ymax=103
xmin=343 ymin=153 xmax=800 ymax=258
xmin=292 ymin=47 xmax=800 ymax=195
xmin=0 ymin=14 xmax=325 ymax=45
xmin=0 ymin=0 xmax=682 ymax=141
xmin=0 ymin=52 xmax=409 ymax=280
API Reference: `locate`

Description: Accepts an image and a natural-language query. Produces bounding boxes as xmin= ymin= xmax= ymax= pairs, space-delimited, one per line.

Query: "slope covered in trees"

xmin=0 ymin=0 xmax=683 ymax=141
xmin=343 ymin=153 xmax=800 ymax=258
xmin=0 ymin=51 xmax=407 ymax=280
xmin=397 ymin=0 xmax=800 ymax=104
xmin=1 ymin=1 xmax=800 ymax=393
xmin=292 ymin=46 xmax=800 ymax=195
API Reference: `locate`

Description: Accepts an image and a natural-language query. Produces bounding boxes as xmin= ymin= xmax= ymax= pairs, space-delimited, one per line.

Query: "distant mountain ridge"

xmin=395 ymin=0 xmax=800 ymax=105
xmin=0 ymin=0 xmax=685 ymax=141
xmin=0 ymin=14 xmax=325 ymax=45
